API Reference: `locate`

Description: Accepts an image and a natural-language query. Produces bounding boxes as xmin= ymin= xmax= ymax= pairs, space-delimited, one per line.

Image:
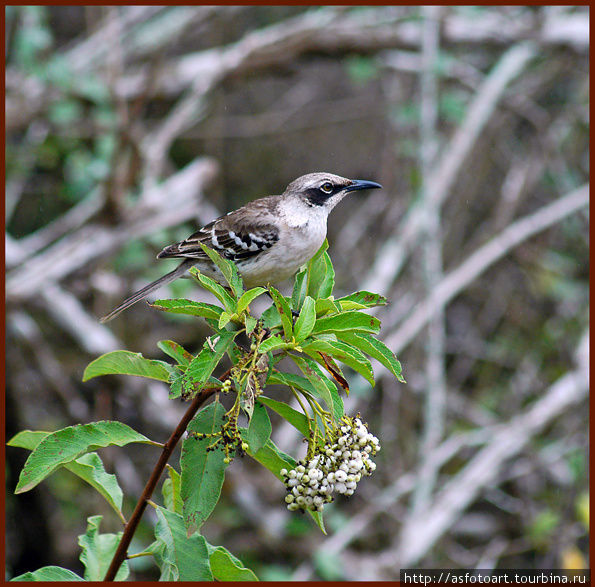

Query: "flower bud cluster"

xmin=280 ymin=416 xmax=380 ymax=513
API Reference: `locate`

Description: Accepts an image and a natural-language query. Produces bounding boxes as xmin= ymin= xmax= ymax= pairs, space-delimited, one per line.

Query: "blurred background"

xmin=5 ymin=5 xmax=589 ymax=581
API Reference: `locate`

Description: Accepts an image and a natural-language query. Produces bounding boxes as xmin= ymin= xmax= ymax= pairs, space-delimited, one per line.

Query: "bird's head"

xmin=285 ymin=172 xmax=382 ymax=213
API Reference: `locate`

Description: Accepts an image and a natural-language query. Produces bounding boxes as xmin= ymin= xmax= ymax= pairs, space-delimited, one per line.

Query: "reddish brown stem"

xmin=103 ymin=379 xmax=226 ymax=581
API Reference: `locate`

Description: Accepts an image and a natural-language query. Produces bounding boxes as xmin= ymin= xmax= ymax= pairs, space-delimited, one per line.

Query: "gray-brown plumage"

xmin=100 ymin=172 xmax=381 ymax=322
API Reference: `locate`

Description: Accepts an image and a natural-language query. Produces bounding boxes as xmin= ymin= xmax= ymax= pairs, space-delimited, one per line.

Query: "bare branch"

xmin=6 ymin=157 xmax=218 ymax=302
xmin=397 ymin=329 xmax=588 ymax=566
xmin=363 ymin=42 xmax=537 ymax=295
xmin=383 ymin=184 xmax=588 ymax=358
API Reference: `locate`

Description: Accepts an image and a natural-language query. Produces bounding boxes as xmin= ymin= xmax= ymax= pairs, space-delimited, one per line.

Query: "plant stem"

xmin=103 ymin=372 xmax=230 ymax=581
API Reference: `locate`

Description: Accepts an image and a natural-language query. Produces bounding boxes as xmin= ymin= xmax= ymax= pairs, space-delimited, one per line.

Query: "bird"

xmin=100 ymin=172 xmax=382 ymax=322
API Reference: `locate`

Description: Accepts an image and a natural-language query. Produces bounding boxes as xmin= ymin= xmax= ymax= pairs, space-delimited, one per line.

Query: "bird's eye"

xmin=320 ymin=182 xmax=333 ymax=194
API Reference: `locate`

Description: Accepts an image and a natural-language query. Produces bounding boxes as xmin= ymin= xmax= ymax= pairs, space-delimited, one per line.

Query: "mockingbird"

xmin=100 ymin=172 xmax=381 ymax=322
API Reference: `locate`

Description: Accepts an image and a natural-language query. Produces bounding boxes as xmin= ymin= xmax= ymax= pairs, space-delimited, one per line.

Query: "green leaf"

xmin=337 ymin=331 xmax=405 ymax=382
xmin=7 ymin=430 xmax=49 ymax=451
xmin=258 ymin=396 xmax=310 ymax=437
xmin=245 ymin=315 xmax=257 ymax=335
xmin=309 ymin=251 xmax=335 ymax=299
xmin=312 ymin=311 xmax=380 ymax=335
xmin=162 ymin=466 xmax=183 ymax=515
xmin=14 ymin=421 xmax=152 ymax=494
xmin=237 ymin=287 xmax=267 ymax=314
xmin=306 ymin=241 xmax=334 ymax=298
xmin=293 ymin=296 xmax=316 ymax=342
xmin=248 ymin=438 xmax=296 ymax=481
xmin=244 ymin=402 xmax=272 ymax=454
xmin=9 ymin=431 xmax=125 ymax=518
xmin=304 ymin=357 xmax=344 ymax=421
xmin=268 ymin=371 xmax=320 ymax=402
xmin=335 ymin=290 xmax=387 ymax=309
xmin=291 ymin=269 xmax=308 ymax=313
xmin=261 ymin=304 xmax=281 ymax=329
xmin=150 ymin=298 xmax=223 ymax=320
xmin=78 ymin=515 xmax=129 ymax=581
xmin=209 ymin=546 xmax=258 ymax=581
xmin=302 ymin=339 xmax=375 ymax=386
xmin=83 ymin=350 xmax=171 ymax=382
xmin=66 ymin=453 xmax=124 ymax=518
xmin=290 ymin=356 xmax=343 ymax=420
xmin=268 ymin=286 xmax=293 ymax=339
xmin=10 ymin=566 xmax=85 ymax=581
xmin=181 ymin=403 xmax=228 ymax=534
xmin=190 ymin=268 xmax=237 ymax=312
xmin=199 ymin=243 xmax=244 ymax=298
xmin=157 ymin=340 xmax=193 ymax=369
xmin=259 ymin=335 xmax=292 ymax=354
xmin=183 ymin=331 xmax=237 ymax=395
xmin=315 ymin=297 xmax=342 ymax=316
xmin=218 ymin=311 xmax=233 ymax=329
xmin=152 ymin=506 xmax=213 ymax=581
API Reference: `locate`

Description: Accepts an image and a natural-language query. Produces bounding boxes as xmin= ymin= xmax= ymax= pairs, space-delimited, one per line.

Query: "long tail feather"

xmin=99 ymin=260 xmax=195 ymax=323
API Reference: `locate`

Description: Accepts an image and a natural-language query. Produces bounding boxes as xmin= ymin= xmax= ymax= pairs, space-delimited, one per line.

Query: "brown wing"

xmin=157 ymin=210 xmax=279 ymax=262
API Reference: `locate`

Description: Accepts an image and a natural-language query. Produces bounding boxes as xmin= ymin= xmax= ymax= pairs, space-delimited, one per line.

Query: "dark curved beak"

xmin=345 ymin=179 xmax=383 ymax=193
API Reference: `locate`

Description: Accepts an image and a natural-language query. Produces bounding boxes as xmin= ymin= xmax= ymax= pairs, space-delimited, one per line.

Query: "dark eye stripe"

xmin=306 ymin=187 xmax=332 ymax=206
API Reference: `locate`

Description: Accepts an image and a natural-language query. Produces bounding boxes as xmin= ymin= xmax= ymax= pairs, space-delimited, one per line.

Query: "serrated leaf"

xmin=181 ymin=403 xmax=228 ymax=534
xmin=244 ymin=402 xmax=272 ymax=453
xmin=183 ymin=331 xmax=237 ymax=395
xmin=258 ymin=396 xmax=310 ymax=437
xmin=337 ymin=331 xmax=405 ymax=382
xmin=78 ymin=515 xmax=129 ymax=581
xmin=153 ymin=506 xmax=213 ymax=581
xmin=199 ymin=242 xmax=244 ymax=298
xmin=157 ymin=340 xmax=193 ymax=369
xmin=208 ymin=546 xmax=258 ymax=581
xmin=9 ymin=431 xmax=125 ymax=518
xmin=335 ymin=290 xmax=387 ymax=308
xmin=237 ymin=287 xmax=267 ymax=314
xmin=162 ymin=466 xmax=183 ymax=515
xmin=268 ymin=286 xmax=293 ymax=339
xmin=312 ymin=311 xmax=380 ymax=335
xmin=292 ymin=269 xmax=308 ymax=313
xmin=83 ymin=350 xmax=171 ymax=382
xmin=218 ymin=311 xmax=233 ymax=329
xmin=189 ymin=268 xmax=237 ymax=313
xmin=245 ymin=315 xmax=257 ymax=334
xmin=10 ymin=566 xmax=85 ymax=581
xmin=14 ymin=421 xmax=152 ymax=494
xmin=150 ymin=298 xmax=223 ymax=320
xmin=261 ymin=303 xmax=281 ymax=329
xmin=302 ymin=338 xmax=375 ymax=386
xmin=293 ymin=296 xmax=316 ymax=342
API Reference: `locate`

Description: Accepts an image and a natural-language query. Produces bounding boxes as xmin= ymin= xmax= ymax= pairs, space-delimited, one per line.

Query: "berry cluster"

xmin=280 ymin=416 xmax=380 ymax=513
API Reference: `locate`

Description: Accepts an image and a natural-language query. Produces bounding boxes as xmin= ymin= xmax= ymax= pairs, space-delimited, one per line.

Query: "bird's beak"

xmin=345 ymin=179 xmax=383 ymax=193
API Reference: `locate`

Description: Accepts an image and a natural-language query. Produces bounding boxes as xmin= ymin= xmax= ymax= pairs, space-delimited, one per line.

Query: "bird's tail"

xmin=99 ymin=259 xmax=195 ymax=323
